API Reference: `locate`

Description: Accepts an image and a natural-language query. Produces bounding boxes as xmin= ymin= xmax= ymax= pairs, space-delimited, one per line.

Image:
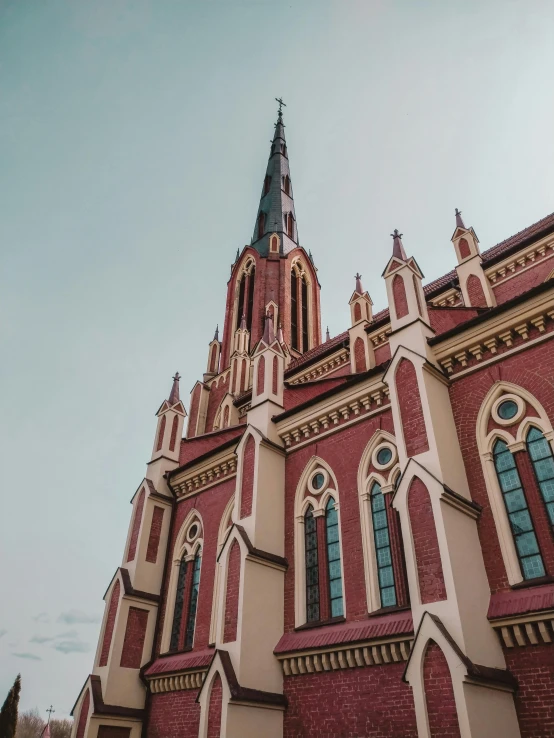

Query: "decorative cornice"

xmin=287 ymin=347 xmax=349 ymax=385
xmin=486 ymin=235 xmax=554 ymax=285
xmin=491 ymin=611 xmax=554 ymax=648
xmin=429 ymin=286 xmax=463 ymax=307
xmin=170 ymin=448 xmax=237 ymax=499
xmin=147 ymin=669 xmax=207 ymax=693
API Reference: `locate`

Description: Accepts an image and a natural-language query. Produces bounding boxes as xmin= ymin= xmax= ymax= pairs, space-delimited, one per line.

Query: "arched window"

xmin=287 ymin=213 xmax=294 ymax=239
xmin=290 ymin=270 xmax=298 ymax=351
xmin=246 ymin=266 xmax=255 ymax=332
xmin=257 ymin=212 xmax=265 ymax=239
xmin=493 ymin=439 xmax=545 ymax=580
xmin=304 ymin=506 xmax=319 ymax=623
xmin=301 ymin=275 xmax=308 ymax=352
xmin=236 ymin=274 xmax=246 ymax=329
xmin=170 ymin=548 xmax=202 ymax=650
xmin=283 ymin=175 xmax=290 ymax=195
xmin=370 ymin=482 xmax=397 ymax=608
xmin=263 ymin=175 xmax=271 ymax=195
xmin=326 ymin=498 xmax=344 ymax=618
xmin=282 ymin=144 xmax=287 ymax=157
xmin=526 ymin=427 xmax=554 ymax=526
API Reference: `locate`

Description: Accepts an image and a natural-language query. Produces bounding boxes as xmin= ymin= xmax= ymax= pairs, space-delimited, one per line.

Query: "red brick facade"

xmin=146 ymin=505 xmax=164 ymax=564
xmin=423 ymin=641 xmax=461 ymax=737
xmin=120 ymin=606 xmax=148 ymax=668
xmin=239 ymin=435 xmax=255 ymax=519
xmin=156 ymin=415 xmax=166 ymax=451
xmin=207 ymin=673 xmax=223 ymax=738
xmin=148 ymin=690 xmax=200 ymax=738
xmin=393 ymin=273 xmax=409 ymax=318
xmin=458 ymin=237 xmax=471 ymax=259
xmin=75 ymin=689 xmax=90 ymax=738
xmin=99 ymin=580 xmax=120 ymax=666
xmin=505 ymin=644 xmax=554 ymax=737
xmin=126 ymin=488 xmax=145 ymax=563
xmin=408 ymin=478 xmax=447 ymax=604
xmin=354 ymin=336 xmax=366 ymax=372
xmin=223 ymin=540 xmax=240 ymax=643
xmin=257 ymin=354 xmax=265 ymax=395
xmin=465 ymin=274 xmax=487 ymax=307
xmin=396 ymin=358 xmax=429 ymax=457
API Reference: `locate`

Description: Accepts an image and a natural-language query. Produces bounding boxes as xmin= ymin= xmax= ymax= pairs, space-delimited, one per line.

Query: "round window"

xmin=497 ymin=400 xmax=519 ymax=421
xmin=312 ymin=473 xmax=325 ymax=491
xmin=187 ymin=523 xmax=199 ymax=541
xmin=376 ymin=447 xmax=393 ymax=466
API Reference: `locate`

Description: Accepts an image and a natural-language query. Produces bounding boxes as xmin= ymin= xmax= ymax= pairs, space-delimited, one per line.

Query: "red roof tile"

xmin=274 ymin=611 xmax=413 ymax=654
xmin=179 ymin=426 xmax=243 ymax=466
xmin=143 ymin=649 xmax=213 ymax=676
xmin=286 ymin=331 xmax=349 ymax=374
xmin=487 ymin=584 xmax=554 ymax=620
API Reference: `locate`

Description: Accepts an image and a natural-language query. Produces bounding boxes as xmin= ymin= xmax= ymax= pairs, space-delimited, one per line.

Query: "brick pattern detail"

xmin=169 ymin=414 xmax=179 ymax=452
xmin=97 ymin=728 xmax=131 ymax=738
xmin=156 ymin=414 xmax=166 ymax=451
xmin=146 ymin=506 xmax=164 ymax=564
xmin=272 ymin=355 xmax=278 ymax=394
xmin=458 ymin=237 xmax=471 ymax=259
xmin=126 ymin=488 xmax=145 ymax=563
xmin=466 ymin=274 xmax=487 ymax=307
xmin=505 ymin=643 xmax=554 ymax=737
xmin=147 ymin=690 xmax=200 ymax=738
xmin=354 ymin=302 xmax=362 ymax=322
xmin=423 ymin=641 xmax=461 ymax=737
xmin=223 ymin=540 xmax=240 ymax=643
xmin=284 ymin=664 xmax=417 ymax=737
xmin=392 ymin=274 xmax=409 ymax=319
xmin=187 ymin=385 xmax=201 ymax=439
xmin=354 ymin=336 xmax=366 ymax=373
xmin=222 ymin=405 xmax=229 ymax=428
xmin=408 ymin=478 xmax=446 ymax=604
xmin=207 ymin=673 xmax=223 ymax=738
xmin=120 ymin=606 xmax=148 ymax=668
xmin=396 ymin=358 xmax=429 ymax=456
xmin=75 ymin=689 xmax=90 ymax=738
xmin=99 ymin=580 xmax=120 ymax=666
xmin=257 ymin=354 xmax=265 ymax=395
xmin=209 ymin=344 xmax=217 ymax=373
xmin=240 ymin=435 xmax=255 ymax=519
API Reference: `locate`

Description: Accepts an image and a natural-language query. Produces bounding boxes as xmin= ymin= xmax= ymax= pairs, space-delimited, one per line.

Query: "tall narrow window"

xmin=185 ymin=552 xmax=202 ymax=647
xmin=287 ymin=213 xmax=294 ymax=239
xmin=246 ymin=267 xmax=255 ymax=332
xmin=283 ymin=175 xmax=290 ymax=195
xmin=370 ymin=482 xmax=397 ymax=607
xmin=257 ymin=212 xmax=265 ymax=239
xmin=527 ymin=427 xmax=554 ymax=526
xmin=493 ymin=439 xmax=545 ymax=580
xmin=325 ymin=499 xmax=343 ymax=617
xmin=291 ymin=271 xmax=299 ymax=351
xmin=301 ymin=276 xmax=308 ymax=352
xmin=236 ymin=275 xmax=245 ymax=329
xmin=170 ymin=559 xmax=188 ymax=651
xmin=304 ymin=506 xmax=319 ymax=623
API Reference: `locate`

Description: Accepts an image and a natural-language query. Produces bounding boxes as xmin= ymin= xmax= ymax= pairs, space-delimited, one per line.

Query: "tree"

xmin=50 ymin=719 xmax=72 ymax=738
xmin=15 ymin=708 xmax=44 ymax=738
xmin=0 ymin=674 xmax=21 ymax=738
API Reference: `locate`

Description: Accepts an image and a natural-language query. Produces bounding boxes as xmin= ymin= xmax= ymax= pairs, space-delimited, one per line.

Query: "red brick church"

xmin=71 ymin=106 xmax=554 ymax=738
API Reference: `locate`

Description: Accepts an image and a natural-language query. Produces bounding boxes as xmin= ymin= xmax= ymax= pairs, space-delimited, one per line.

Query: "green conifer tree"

xmin=0 ymin=674 xmax=21 ymax=738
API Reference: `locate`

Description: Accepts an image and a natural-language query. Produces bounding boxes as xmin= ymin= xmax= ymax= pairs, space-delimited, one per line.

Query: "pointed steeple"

xmin=251 ymin=102 xmax=298 ymax=256
xmin=262 ymin=312 xmax=275 ymax=344
xmin=391 ymin=229 xmax=407 ymax=260
xmin=455 ymin=208 xmax=466 ymax=230
xmin=168 ymin=372 xmax=181 ymax=405
xmin=355 ymin=272 xmax=363 ymax=294
xmin=326 ymin=326 xmax=330 ymax=341
xmin=214 ymin=325 xmax=219 ymax=341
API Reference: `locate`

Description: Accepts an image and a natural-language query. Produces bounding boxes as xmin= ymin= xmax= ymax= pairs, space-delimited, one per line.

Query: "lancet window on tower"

xmin=286 ymin=212 xmax=294 ymax=239
xmin=326 ymin=498 xmax=344 ymax=618
xmin=283 ymin=175 xmax=290 ymax=195
xmin=290 ymin=262 xmax=310 ymax=353
xmin=304 ymin=506 xmax=319 ymax=623
xmin=235 ymin=260 xmax=256 ymax=333
xmin=370 ymin=482 xmax=397 ymax=608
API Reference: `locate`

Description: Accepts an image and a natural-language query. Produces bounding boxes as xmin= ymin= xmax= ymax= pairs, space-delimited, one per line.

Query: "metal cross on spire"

xmin=275 ymin=97 xmax=286 ymax=116
xmin=46 ymin=706 xmax=55 ymax=725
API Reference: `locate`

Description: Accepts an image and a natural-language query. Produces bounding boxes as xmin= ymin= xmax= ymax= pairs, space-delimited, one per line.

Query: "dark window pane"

xmin=370 ymin=482 xmax=397 ymax=609
xmin=497 ymin=400 xmax=518 ymax=420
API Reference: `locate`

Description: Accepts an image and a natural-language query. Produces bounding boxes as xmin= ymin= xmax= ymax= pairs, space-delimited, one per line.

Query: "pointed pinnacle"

xmin=168 ymin=372 xmax=181 ymax=405
xmin=235 ymin=248 xmax=240 ymax=262
xmin=262 ymin=311 xmax=275 ymax=344
xmin=391 ymin=229 xmax=407 ymax=260
xmin=455 ymin=208 xmax=466 ymax=229
xmin=326 ymin=326 xmax=331 ymax=341
xmin=240 ymin=313 xmax=247 ymax=331
xmin=214 ymin=325 xmax=219 ymax=341
xmin=277 ymin=322 xmax=284 ymax=344
xmin=355 ymin=272 xmax=363 ymax=294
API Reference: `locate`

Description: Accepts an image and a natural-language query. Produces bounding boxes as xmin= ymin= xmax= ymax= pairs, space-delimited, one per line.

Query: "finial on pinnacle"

xmin=326 ymin=326 xmax=331 ymax=341
xmin=355 ymin=272 xmax=363 ymax=294
xmin=391 ymin=229 xmax=407 ymax=260
xmin=240 ymin=313 xmax=247 ymax=330
xmin=455 ymin=208 xmax=466 ymax=229
xmin=262 ymin=311 xmax=275 ymax=344
xmin=168 ymin=372 xmax=181 ymax=405
xmin=275 ymin=97 xmax=286 ymax=118
xmin=214 ymin=325 xmax=219 ymax=341
xmin=277 ymin=322 xmax=284 ymax=344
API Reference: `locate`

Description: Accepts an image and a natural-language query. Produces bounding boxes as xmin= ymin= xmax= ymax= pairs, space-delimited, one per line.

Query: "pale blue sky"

xmin=1 ymin=0 xmax=554 ymax=719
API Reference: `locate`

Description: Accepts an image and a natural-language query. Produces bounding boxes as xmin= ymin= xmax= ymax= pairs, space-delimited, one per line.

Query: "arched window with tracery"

xmin=286 ymin=213 xmax=294 ymax=239
xmin=290 ymin=262 xmax=310 ymax=353
xmin=290 ymin=270 xmax=298 ymax=351
xmin=235 ymin=261 xmax=255 ymax=332
xmin=304 ymin=505 xmax=319 ymax=623
xmin=301 ymin=276 xmax=308 ymax=351
xmin=326 ymin=498 xmax=344 ymax=618
xmin=527 ymin=427 xmax=554 ymax=527
xmin=370 ymin=482 xmax=397 ymax=608
xmin=493 ymin=439 xmax=545 ymax=581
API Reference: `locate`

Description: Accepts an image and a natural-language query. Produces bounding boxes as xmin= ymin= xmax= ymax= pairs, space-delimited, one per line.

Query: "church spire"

xmin=168 ymin=372 xmax=181 ymax=405
xmin=251 ymin=100 xmax=298 ymax=256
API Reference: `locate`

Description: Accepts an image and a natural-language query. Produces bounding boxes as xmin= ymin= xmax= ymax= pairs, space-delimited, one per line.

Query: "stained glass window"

xmin=170 ymin=558 xmax=188 ymax=651
xmin=527 ymin=427 xmax=554 ymax=527
xmin=325 ymin=499 xmax=344 ymax=618
xmin=370 ymin=482 xmax=397 ymax=608
xmin=184 ymin=552 xmax=202 ymax=648
xmin=304 ymin=506 xmax=319 ymax=622
xmin=493 ymin=439 xmax=545 ymax=580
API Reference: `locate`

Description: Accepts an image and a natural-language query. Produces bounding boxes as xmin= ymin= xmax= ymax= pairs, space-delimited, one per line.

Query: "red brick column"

xmin=207 ymin=673 xmax=223 ymax=738
xmin=316 ymin=513 xmax=330 ymax=622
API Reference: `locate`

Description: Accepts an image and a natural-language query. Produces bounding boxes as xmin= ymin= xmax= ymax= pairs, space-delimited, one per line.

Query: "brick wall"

xmin=396 ymin=358 xmax=429 ymax=456
xmin=354 ymin=302 xmax=362 ymax=322
xmin=99 ymin=580 xmax=120 ymax=666
xmin=156 ymin=415 xmax=166 ymax=451
xmin=504 ymin=644 xmax=554 ymax=737
xmin=126 ymin=488 xmax=145 ymax=563
xmin=169 ymin=415 xmax=179 ymax=452
xmin=204 ymin=373 xmax=230 ymax=433
xmin=458 ymin=238 xmax=470 ymax=259
xmin=223 ymin=540 xmax=240 ymax=643
xmin=493 ymin=255 xmax=554 ymax=305
xmin=283 ymin=664 xmax=417 ymax=737
xmin=272 ymin=354 xmax=278 ymax=393
xmin=120 ymin=607 xmax=148 ymax=668
xmin=147 ymin=690 xmax=200 ymax=738
xmin=354 ymin=336 xmax=366 ymax=373
xmin=393 ymin=274 xmax=409 ymax=319
xmin=257 ymin=354 xmax=265 ymax=395
xmin=187 ymin=385 xmax=201 ymax=439
xmin=449 ymin=339 xmax=554 ymax=592
xmin=466 ymin=274 xmax=487 ymax=307
xmin=423 ymin=640 xmax=461 ymax=737
xmin=408 ymin=478 xmax=446 ymax=604
xmin=207 ymin=673 xmax=223 ymax=738
xmin=374 ymin=342 xmax=391 ymax=366
xmin=75 ymin=689 xmax=90 ymax=738
xmin=240 ymin=435 xmax=255 ymax=519
xmin=146 ymin=506 xmax=164 ymax=564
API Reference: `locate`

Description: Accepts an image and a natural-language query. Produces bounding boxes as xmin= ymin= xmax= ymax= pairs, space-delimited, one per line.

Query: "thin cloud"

xmin=0 ymin=629 xmax=7 ymax=639
xmin=12 ymin=652 xmax=42 ymax=661
xmin=30 ymin=635 xmax=55 ymax=644
xmin=33 ymin=612 xmax=50 ymax=623
xmin=55 ymin=630 xmax=79 ymax=639
xmin=57 ymin=610 xmax=100 ymax=625
xmin=53 ymin=640 xmax=90 ymax=654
